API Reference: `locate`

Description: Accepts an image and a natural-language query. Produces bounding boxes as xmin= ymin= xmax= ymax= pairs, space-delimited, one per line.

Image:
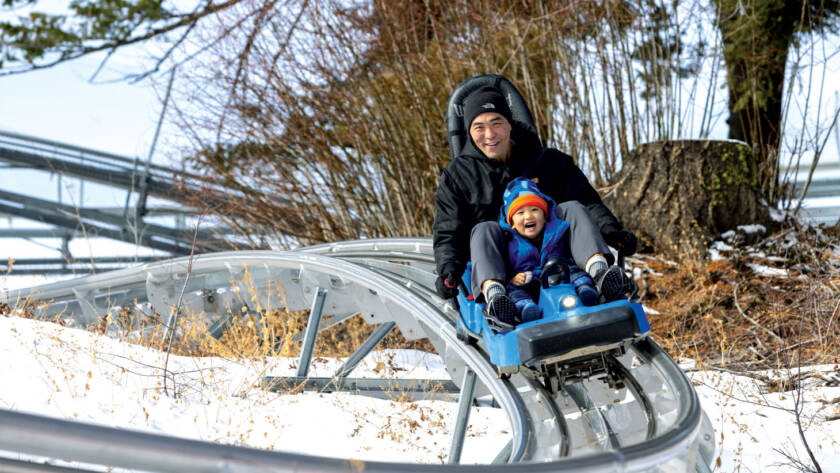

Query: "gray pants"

xmin=469 ymin=201 xmax=611 ymax=299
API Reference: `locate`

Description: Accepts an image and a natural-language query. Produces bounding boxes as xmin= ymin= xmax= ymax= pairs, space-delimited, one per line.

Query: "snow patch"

xmin=737 ymin=224 xmax=766 ymax=234
xmin=708 ymin=240 xmax=734 ymax=260
xmin=769 ymin=207 xmax=786 ymax=222
xmin=642 ymin=305 xmax=660 ymax=315
xmin=746 ymin=263 xmax=788 ymax=278
xmin=690 ymin=369 xmax=840 ymax=473
xmin=711 ymin=241 xmax=734 ymax=252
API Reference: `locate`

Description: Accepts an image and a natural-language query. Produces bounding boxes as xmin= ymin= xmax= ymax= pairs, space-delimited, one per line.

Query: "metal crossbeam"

xmin=260 ymin=376 xmax=460 ymax=401
xmin=0 ymin=201 xmax=189 ymax=255
xmin=793 ymin=177 xmax=840 ymax=198
xmin=71 ymin=206 xmax=196 ymax=216
xmin=0 ymin=195 xmax=213 ymax=255
xmin=783 ymin=160 xmax=840 ymax=223
xmin=334 ymin=322 xmax=396 ymax=378
xmin=0 ymin=142 xmax=292 ymax=212
xmin=0 ymin=189 xmax=223 ymax=244
xmin=0 ymin=456 xmax=93 ymax=473
xmin=0 ymin=203 xmax=212 ymax=255
xmin=0 ymin=228 xmax=77 ymax=238
xmin=0 ymin=146 xmax=184 ymax=200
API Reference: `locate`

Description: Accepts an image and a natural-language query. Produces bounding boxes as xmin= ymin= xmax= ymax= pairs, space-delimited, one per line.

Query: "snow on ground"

xmin=687 ymin=366 xmax=840 ymax=472
xmin=1 ymin=314 xmax=839 ymax=471
xmin=0 ymin=314 xmax=509 ymax=465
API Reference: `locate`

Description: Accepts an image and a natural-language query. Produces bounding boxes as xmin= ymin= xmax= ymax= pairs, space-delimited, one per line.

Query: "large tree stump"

xmin=604 ymin=140 xmax=771 ymax=261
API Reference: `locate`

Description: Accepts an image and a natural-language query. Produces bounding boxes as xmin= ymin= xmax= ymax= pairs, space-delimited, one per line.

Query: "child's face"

xmin=511 ymin=205 xmax=546 ymax=240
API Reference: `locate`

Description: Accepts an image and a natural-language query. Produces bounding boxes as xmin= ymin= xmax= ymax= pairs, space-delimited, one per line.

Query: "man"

xmin=433 ymin=85 xmax=637 ymax=325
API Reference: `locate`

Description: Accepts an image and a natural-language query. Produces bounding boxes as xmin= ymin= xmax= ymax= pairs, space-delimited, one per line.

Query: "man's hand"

xmin=509 ymin=271 xmax=532 ymax=286
xmin=604 ymin=228 xmax=638 ymax=257
xmin=435 ymin=265 xmax=461 ymax=299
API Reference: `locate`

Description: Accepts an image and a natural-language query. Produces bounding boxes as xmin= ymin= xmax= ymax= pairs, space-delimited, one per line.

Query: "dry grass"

xmin=641 ymin=222 xmax=840 ymax=372
xmin=2 ymin=279 xmax=435 ymax=366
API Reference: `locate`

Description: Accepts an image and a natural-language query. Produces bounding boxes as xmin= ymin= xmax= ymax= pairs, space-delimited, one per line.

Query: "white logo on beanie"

xmin=481 ymin=103 xmax=495 ymax=109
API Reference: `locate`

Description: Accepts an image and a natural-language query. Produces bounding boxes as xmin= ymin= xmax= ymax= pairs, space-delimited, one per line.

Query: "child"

xmin=495 ymin=177 xmax=627 ymax=323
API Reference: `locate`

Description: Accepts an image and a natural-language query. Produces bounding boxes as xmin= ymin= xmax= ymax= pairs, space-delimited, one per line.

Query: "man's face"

xmin=469 ymin=112 xmax=512 ymax=161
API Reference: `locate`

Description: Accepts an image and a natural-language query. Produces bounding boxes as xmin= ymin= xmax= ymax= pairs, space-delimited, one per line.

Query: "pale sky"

xmin=0 ymin=54 xmax=163 ymax=158
xmin=0 ymin=52 xmax=178 ymax=279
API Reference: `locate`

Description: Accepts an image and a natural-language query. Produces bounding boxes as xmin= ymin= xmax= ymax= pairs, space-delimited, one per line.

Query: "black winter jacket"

xmin=433 ymin=122 xmax=621 ymax=276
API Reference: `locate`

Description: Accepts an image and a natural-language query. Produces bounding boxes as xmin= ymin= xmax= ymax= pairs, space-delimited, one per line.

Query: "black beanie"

xmin=462 ymin=86 xmax=513 ymax=130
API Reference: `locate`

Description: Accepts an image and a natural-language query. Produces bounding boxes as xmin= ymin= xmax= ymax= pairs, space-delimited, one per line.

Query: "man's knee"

xmin=555 ymin=201 xmax=590 ymax=221
xmin=471 ymin=220 xmax=503 ymax=237
xmin=469 ymin=222 xmax=507 ymax=295
xmin=470 ymin=221 xmax=503 ymax=245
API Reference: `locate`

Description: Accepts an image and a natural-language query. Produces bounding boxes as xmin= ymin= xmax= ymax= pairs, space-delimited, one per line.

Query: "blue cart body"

xmin=457 ymin=265 xmax=650 ymax=370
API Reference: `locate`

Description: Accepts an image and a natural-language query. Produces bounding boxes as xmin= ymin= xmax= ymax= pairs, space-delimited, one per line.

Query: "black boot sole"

xmin=486 ymin=295 xmax=519 ymax=332
xmin=596 ymin=266 xmax=627 ymax=303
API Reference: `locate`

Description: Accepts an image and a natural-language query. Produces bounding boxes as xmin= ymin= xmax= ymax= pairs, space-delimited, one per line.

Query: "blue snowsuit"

xmin=498 ymin=178 xmax=570 ymax=320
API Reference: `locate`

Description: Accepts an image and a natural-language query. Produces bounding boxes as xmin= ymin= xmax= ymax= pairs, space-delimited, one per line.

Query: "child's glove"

xmin=509 ymin=271 xmax=533 ymax=286
xmin=603 ymin=227 xmax=638 ymax=256
xmin=435 ymin=265 xmax=461 ymax=299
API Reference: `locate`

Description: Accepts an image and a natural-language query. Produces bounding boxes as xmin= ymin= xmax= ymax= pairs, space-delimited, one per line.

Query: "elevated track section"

xmin=1 ymin=238 xmax=715 ymax=472
xmin=0 ymin=130 xmax=257 ymax=274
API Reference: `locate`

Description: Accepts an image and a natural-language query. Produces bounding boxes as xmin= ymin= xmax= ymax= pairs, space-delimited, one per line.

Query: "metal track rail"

xmin=0 ymin=129 xmax=228 ymax=200
xmin=0 ymin=129 xmax=296 ymax=233
xmin=1 ymin=239 xmax=713 ymax=472
xmin=0 ymin=129 xmax=281 ymax=265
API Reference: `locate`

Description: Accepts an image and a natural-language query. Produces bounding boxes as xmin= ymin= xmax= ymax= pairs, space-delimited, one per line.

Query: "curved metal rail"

xmin=1 ymin=238 xmax=714 ymax=472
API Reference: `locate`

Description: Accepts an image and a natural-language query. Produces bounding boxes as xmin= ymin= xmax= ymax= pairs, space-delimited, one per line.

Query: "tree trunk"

xmin=714 ymin=0 xmax=799 ymax=203
xmin=604 ymin=140 xmax=771 ymax=262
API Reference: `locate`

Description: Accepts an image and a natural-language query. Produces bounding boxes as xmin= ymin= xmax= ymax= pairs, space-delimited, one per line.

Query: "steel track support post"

xmin=696 ymin=449 xmax=713 ymax=473
xmin=492 ymin=439 xmax=513 ymax=464
xmin=207 ymin=310 xmax=236 ymax=340
xmin=334 ymin=321 xmax=395 ymax=378
xmin=296 ymin=287 xmax=327 ymax=378
xmin=447 ymin=367 xmax=476 ymax=464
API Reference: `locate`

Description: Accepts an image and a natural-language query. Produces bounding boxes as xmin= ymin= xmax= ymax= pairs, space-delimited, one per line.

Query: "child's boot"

xmin=519 ymin=302 xmax=542 ymax=322
xmin=570 ymin=267 xmax=599 ymax=306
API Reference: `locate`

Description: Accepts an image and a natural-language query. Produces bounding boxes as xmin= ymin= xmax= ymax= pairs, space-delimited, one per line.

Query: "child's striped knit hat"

xmin=506 ymin=193 xmax=548 ymax=225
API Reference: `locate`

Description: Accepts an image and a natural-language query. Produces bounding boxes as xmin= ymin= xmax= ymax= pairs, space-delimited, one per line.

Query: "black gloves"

xmin=603 ymin=227 xmax=638 ymax=257
xmin=435 ymin=264 xmax=461 ymax=299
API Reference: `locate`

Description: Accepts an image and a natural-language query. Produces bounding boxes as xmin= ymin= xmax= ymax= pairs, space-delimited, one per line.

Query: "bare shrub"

xmin=169 ymin=0 xmax=715 ymax=245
